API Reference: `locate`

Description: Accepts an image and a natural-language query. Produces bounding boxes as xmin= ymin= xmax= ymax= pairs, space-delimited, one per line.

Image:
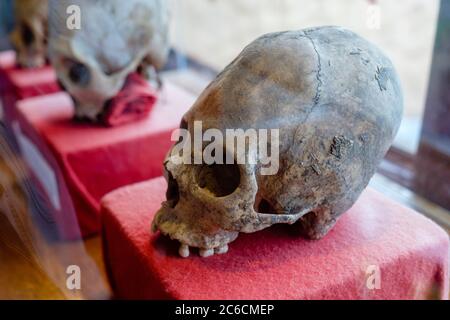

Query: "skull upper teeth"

xmin=199 ymin=248 xmax=215 ymax=258
xmin=178 ymin=244 xmax=190 ymax=258
xmin=214 ymin=245 xmax=229 ymax=255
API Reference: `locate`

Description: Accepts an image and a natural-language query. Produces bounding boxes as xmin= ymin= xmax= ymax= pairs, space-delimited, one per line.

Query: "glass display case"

xmin=0 ymin=0 xmax=448 ymax=301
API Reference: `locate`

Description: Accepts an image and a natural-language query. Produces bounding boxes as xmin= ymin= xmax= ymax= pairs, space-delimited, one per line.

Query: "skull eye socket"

xmin=21 ymin=23 xmax=35 ymax=46
xmin=195 ymin=163 xmax=240 ymax=197
xmin=65 ymin=59 xmax=91 ymax=87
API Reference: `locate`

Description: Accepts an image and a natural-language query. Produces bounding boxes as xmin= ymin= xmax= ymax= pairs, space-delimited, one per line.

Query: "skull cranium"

xmin=48 ymin=0 xmax=169 ymax=121
xmin=152 ymin=27 xmax=403 ymax=258
xmin=10 ymin=0 xmax=49 ymax=68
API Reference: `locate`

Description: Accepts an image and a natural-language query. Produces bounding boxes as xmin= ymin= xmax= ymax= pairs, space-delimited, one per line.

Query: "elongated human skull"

xmin=10 ymin=0 xmax=49 ymax=68
xmin=48 ymin=0 xmax=169 ymax=121
xmin=152 ymin=27 xmax=403 ymax=258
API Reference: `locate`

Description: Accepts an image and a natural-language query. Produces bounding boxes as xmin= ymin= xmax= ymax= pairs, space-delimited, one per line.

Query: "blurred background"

xmin=0 ymin=0 xmax=449 ymax=299
xmin=171 ymin=0 xmax=439 ymax=156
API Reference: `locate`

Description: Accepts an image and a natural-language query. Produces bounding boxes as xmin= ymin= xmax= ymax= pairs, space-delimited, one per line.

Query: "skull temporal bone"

xmin=48 ymin=0 xmax=169 ymax=121
xmin=152 ymin=26 xmax=403 ymax=258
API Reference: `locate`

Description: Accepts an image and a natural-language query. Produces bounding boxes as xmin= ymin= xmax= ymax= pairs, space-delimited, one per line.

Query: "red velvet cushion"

xmin=101 ymin=73 xmax=158 ymax=127
xmin=0 ymin=50 xmax=16 ymax=88
xmin=0 ymin=50 xmax=59 ymax=125
xmin=14 ymin=82 xmax=195 ymax=238
xmin=101 ymin=177 xmax=449 ymax=300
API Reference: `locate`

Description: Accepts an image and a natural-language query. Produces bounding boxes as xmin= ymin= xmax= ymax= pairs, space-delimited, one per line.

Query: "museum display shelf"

xmin=0 ymin=50 xmax=59 ymax=126
xmin=101 ymin=177 xmax=449 ymax=300
xmin=13 ymin=81 xmax=195 ymax=239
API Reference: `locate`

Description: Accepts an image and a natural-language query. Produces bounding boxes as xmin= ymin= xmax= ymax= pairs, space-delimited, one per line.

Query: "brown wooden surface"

xmin=0 ymin=214 xmax=109 ymax=300
xmin=380 ymin=1 xmax=450 ymax=210
xmin=0 ymin=130 xmax=110 ymax=300
xmin=0 ymin=213 xmax=109 ymax=299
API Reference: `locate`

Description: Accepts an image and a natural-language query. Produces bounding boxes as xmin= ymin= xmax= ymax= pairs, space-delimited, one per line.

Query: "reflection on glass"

xmin=171 ymin=0 xmax=440 ymax=154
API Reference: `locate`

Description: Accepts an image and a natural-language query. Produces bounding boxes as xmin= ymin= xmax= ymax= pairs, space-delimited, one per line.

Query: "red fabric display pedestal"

xmin=14 ymin=82 xmax=195 ymax=239
xmin=101 ymin=177 xmax=449 ymax=300
xmin=0 ymin=50 xmax=59 ymax=125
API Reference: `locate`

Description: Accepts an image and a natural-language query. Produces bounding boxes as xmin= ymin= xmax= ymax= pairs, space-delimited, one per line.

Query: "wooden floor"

xmin=0 ymin=137 xmax=111 ymax=299
xmin=0 ymin=214 xmax=110 ymax=299
xmin=0 ymin=69 xmax=449 ymax=300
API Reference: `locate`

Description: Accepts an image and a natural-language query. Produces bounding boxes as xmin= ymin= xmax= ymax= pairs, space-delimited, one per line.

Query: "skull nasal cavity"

xmin=166 ymin=171 xmax=180 ymax=208
xmin=196 ymin=163 xmax=240 ymax=197
xmin=254 ymin=198 xmax=278 ymax=214
xmin=179 ymin=118 xmax=188 ymax=130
